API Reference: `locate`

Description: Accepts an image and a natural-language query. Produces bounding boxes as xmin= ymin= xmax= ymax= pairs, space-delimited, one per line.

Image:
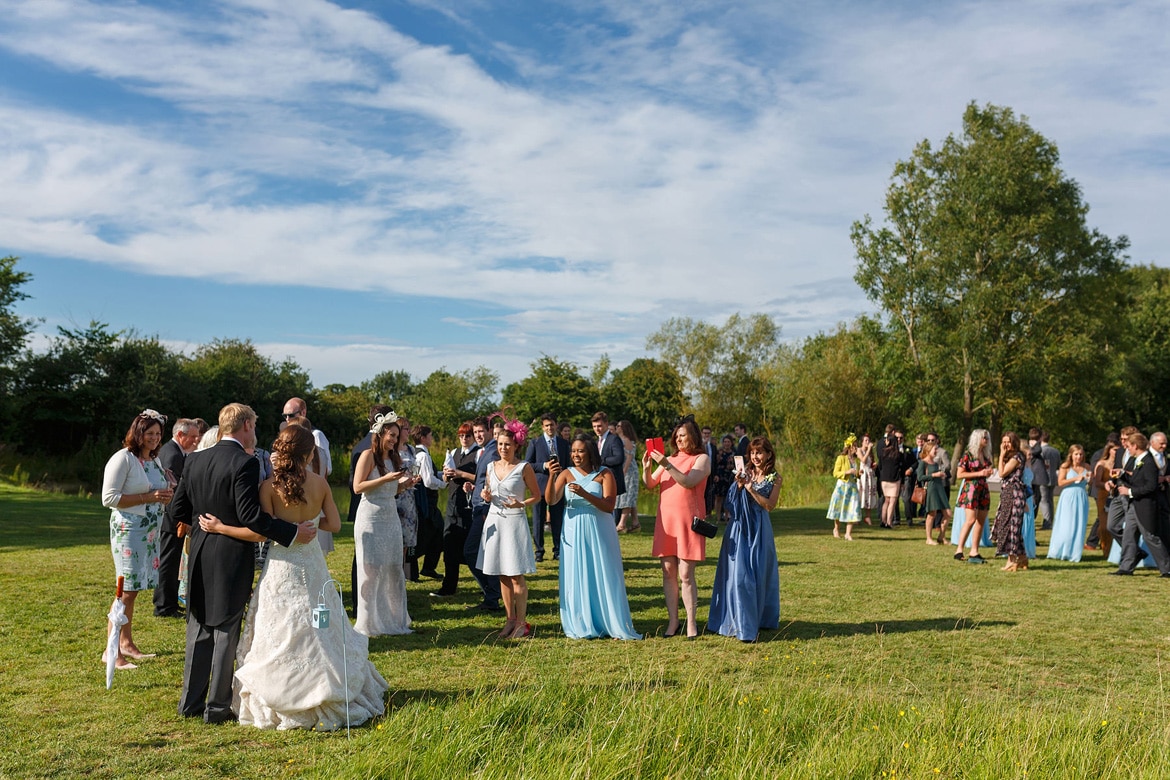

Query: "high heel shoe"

xmin=510 ymin=622 xmax=533 ymax=639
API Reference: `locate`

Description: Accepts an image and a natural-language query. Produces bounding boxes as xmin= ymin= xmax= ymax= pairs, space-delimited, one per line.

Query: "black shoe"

xmin=1161 ymin=572 xmax=1170 ymax=578
xmin=155 ymin=609 xmax=185 ymax=619
xmin=1108 ymin=570 xmax=1133 ymax=576
xmin=1040 ymin=524 xmax=1052 ymax=531
xmin=535 ymin=552 xmax=544 ymax=562
xmin=953 ymin=552 xmax=965 ymax=561
xmin=967 ymin=554 xmax=985 ymax=564
xmin=552 ymin=553 xmax=559 ymax=561
xmin=419 ymin=570 xmax=442 ymax=580
xmin=429 ymin=590 xmax=455 ymax=597
xmin=204 ymin=710 xmax=238 ymax=725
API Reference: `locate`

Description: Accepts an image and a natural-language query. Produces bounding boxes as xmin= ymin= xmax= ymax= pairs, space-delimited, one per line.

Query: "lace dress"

xmin=234 ymin=516 xmax=388 ymax=730
xmin=396 ymin=447 xmax=419 ymax=549
xmin=477 ymin=461 xmax=536 ymax=577
xmin=353 ymin=476 xmax=412 ymax=637
xmin=614 ymin=445 xmax=639 ymax=510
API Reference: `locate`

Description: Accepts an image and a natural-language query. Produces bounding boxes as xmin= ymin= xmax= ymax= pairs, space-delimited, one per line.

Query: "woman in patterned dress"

xmin=826 ymin=436 xmax=861 ymax=540
xmin=857 ymin=433 xmax=879 ymax=526
xmin=992 ymin=431 xmax=1029 ymax=571
xmin=953 ymin=429 xmax=995 ymax=563
xmin=100 ymin=410 xmax=173 ymax=669
xmin=614 ymin=420 xmax=641 ymax=533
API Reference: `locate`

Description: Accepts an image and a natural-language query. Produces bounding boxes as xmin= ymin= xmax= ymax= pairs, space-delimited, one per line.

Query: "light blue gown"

xmin=558 ymin=468 xmax=641 ymax=640
xmin=1047 ymin=467 xmax=1089 ymax=562
xmin=951 ymin=479 xmax=993 ymax=548
xmin=1021 ymin=467 xmax=1037 ymax=559
xmin=708 ymin=478 xmax=780 ymax=642
xmin=1107 ymin=512 xmax=1158 ymax=568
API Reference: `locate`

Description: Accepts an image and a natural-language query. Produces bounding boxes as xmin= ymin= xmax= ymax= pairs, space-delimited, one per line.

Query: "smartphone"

xmin=734 ymin=455 xmax=745 ymax=475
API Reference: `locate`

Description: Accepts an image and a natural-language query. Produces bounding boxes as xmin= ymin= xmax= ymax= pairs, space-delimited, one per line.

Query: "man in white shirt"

xmin=282 ymin=397 xmax=331 ymax=476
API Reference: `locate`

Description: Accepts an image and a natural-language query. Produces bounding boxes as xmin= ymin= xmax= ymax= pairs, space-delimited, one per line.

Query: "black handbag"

xmin=691 ymin=515 xmax=718 ymax=539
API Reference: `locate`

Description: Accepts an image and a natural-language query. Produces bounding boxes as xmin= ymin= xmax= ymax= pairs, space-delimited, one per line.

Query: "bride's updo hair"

xmin=271 ymin=425 xmax=316 ymax=506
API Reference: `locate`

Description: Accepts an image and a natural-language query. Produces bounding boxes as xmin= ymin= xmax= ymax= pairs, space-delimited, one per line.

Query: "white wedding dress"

xmin=234 ymin=516 xmax=388 ymax=730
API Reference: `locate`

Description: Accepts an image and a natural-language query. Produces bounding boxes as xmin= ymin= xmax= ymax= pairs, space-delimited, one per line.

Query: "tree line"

xmin=3 ymin=102 xmax=1168 ymax=479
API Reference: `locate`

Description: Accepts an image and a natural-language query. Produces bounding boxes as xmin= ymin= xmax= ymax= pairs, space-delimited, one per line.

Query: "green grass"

xmin=2 ymin=481 xmax=1168 ymax=779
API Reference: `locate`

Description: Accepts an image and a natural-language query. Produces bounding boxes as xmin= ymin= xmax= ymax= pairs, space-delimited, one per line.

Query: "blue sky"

xmin=3 ymin=0 xmax=1167 ymax=387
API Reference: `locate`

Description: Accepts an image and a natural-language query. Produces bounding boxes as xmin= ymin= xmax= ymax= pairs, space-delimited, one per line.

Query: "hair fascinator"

xmin=504 ymin=418 xmax=529 ymax=446
xmin=139 ymin=409 xmax=167 ymax=424
xmin=843 ymin=433 xmax=857 ymax=449
xmin=371 ymin=411 xmax=399 ymax=435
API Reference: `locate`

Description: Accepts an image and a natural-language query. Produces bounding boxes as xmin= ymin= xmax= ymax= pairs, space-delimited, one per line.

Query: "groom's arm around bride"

xmin=171 ymin=402 xmax=317 ymax=724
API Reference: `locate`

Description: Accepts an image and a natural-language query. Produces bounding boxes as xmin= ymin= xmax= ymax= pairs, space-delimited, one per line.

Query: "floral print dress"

xmin=109 ymin=457 xmax=167 ymax=591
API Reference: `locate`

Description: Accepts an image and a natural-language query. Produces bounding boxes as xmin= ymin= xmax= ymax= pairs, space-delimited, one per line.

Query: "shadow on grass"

xmin=767 ymin=616 xmax=1015 ymax=641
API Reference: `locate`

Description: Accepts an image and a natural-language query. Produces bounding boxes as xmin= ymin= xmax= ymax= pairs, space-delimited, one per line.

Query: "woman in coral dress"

xmin=644 ymin=418 xmax=710 ymax=639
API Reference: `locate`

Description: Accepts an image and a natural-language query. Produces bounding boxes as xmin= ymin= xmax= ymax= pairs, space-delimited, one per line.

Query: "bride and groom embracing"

xmin=171 ymin=403 xmax=387 ymax=729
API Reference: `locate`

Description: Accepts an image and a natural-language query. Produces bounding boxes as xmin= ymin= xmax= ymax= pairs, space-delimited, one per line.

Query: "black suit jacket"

xmin=525 ymin=435 xmax=571 ymax=496
xmin=171 ymin=439 xmax=298 ymax=626
xmin=157 ymin=438 xmax=186 ymax=534
xmin=735 ymin=436 xmax=749 ymax=457
xmin=598 ymin=433 xmax=626 ymax=495
xmin=346 ymin=433 xmax=373 ymax=526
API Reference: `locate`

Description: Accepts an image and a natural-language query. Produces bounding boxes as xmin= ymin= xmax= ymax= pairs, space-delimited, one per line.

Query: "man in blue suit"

xmin=526 ymin=413 xmax=571 ymax=561
xmin=463 ymin=416 xmax=504 ymax=610
xmin=592 ymin=411 xmax=626 ymax=524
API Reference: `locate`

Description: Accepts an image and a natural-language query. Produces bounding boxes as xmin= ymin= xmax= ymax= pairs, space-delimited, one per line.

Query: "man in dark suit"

xmin=171 ymin=403 xmax=317 ymax=723
xmin=153 ymin=418 xmax=200 ymax=617
xmin=463 ymin=417 xmax=503 ymax=611
xmin=526 ymin=413 xmax=571 ymax=561
xmin=592 ymin=412 xmax=626 ymax=524
xmin=733 ymin=423 xmax=749 ymax=457
xmin=701 ymin=426 xmax=718 ymax=516
xmin=1110 ymin=432 xmax=1170 ymax=576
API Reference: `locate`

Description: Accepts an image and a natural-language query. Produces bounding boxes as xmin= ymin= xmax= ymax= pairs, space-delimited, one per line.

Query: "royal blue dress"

xmin=558 ymin=468 xmax=641 ymax=640
xmin=1047 ymin=468 xmax=1089 ymax=562
xmin=707 ymin=477 xmax=780 ymax=642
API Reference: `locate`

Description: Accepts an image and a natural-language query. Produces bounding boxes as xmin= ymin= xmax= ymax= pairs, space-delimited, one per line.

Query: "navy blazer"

xmin=171 ymin=439 xmax=298 ymax=626
xmin=526 ymin=434 xmax=571 ymax=495
xmin=157 ymin=438 xmax=186 ymax=534
xmin=472 ymin=439 xmax=500 ymax=510
xmin=598 ymin=433 xmax=626 ymax=495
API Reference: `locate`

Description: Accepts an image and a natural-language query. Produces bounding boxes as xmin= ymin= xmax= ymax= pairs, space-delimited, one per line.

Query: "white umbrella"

xmin=105 ymin=576 xmax=129 ymax=689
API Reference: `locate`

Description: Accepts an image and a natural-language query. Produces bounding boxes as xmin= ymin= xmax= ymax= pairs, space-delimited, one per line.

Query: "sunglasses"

xmin=282 ymin=412 xmax=301 ymax=420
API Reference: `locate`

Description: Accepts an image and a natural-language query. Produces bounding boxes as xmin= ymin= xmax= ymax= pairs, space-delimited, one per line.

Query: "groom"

xmin=171 ymin=403 xmax=317 ymax=723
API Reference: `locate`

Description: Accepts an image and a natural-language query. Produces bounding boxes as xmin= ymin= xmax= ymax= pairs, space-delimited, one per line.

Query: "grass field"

xmin=2 ymin=482 xmax=1169 ymax=779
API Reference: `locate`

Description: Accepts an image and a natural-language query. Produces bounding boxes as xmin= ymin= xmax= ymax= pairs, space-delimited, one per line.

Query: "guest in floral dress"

xmin=991 ymin=431 xmax=1029 ymax=571
xmin=101 ymin=410 xmax=174 ymax=670
xmin=953 ymin=429 xmax=995 ymax=563
xmin=712 ymin=436 xmax=736 ymax=522
xmin=826 ymin=436 xmax=861 ymax=540
xmin=614 ymin=420 xmax=641 ymax=533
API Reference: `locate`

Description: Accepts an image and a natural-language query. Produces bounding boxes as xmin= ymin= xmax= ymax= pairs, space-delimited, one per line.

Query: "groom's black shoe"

xmin=205 ymin=710 xmax=238 ymax=725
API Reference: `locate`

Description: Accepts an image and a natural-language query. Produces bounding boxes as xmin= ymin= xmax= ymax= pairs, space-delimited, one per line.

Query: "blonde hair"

xmin=218 ymin=403 xmax=256 ymax=435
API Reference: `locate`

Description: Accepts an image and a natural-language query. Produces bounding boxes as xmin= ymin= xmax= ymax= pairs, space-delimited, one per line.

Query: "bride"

xmin=199 ymin=425 xmax=388 ymax=730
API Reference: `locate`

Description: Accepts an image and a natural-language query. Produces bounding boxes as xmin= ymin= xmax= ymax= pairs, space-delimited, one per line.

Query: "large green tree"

xmin=502 ymin=356 xmax=598 ymax=427
xmin=853 ymin=102 xmax=1129 ymax=449
xmin=399 ymin=367 xmax=499 ymax=443
xmin=646 ymin=313 xmax=783 ymax=435
xmin=601 ymin=358 xmax=685 ymax=439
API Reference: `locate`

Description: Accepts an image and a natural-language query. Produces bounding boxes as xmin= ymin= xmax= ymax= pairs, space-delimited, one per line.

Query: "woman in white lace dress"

xmin=352 ymin=413 xmax=418 ymax=637
xmin=198 ymin=425 xmax=388 ymax=730
xmin=478 ymin=422 xmax=541 ymax=639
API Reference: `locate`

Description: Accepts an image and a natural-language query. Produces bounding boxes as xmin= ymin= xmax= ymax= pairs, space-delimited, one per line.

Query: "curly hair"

xmin=270 ymin=425 xmax=316 ymax=506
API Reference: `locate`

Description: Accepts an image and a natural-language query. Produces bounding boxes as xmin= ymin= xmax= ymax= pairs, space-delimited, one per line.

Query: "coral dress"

xmin=651 ymin=452 xmax=708 ymax=561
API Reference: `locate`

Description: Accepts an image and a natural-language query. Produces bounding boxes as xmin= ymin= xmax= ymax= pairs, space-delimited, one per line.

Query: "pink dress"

xmin=651 ymin=452 xmax=708 ymax=561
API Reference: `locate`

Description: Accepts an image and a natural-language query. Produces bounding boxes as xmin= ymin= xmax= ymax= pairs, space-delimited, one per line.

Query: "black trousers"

xmin=415 ymin=514 xmax=444 ymax=575
xmin=440 ymin=524 xmax=469 ymax=594
xmin=531 ymin=498 xmax=565 ymax=558
xmin=153 ymin=526 xmax=184 ymax=615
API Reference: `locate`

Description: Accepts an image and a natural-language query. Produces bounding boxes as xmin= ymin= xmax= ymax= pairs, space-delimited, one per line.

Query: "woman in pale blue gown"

xmin=1047 ymin=445 xmax=1090 ymax=562
xmin=1021 ymin=466 xmax=1037 ymax=560
xmin=708 ymin=437 xmax=781 ymax=643
xmin=546 ymin=435 xmax=640 ymax=640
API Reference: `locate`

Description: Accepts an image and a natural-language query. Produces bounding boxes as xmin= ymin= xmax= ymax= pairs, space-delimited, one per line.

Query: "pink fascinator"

xmin=504 ymin=418 xmax=529 ymax=446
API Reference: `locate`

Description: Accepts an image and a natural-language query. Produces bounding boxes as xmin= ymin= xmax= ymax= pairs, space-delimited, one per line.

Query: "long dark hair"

xmin=748 ymin=436 xmax=776 ymax=477
xmin=270 ymin=425 xmax=315 ymax=506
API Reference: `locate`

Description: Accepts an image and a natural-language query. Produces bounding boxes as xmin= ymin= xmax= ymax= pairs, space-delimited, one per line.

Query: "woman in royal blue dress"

xmin=1047 ymin=444 xmax=1090 ymax=562
xmin=707 ymin=436 xmax=781 ymax=643
xmin=545 ymin=434 xmax=640 ymax=640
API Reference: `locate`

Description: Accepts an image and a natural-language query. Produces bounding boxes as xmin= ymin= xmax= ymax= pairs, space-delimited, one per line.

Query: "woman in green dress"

xmin=916 ymin=441 xmax=951 ymax=545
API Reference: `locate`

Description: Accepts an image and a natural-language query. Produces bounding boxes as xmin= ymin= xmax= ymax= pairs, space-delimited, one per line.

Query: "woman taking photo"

xmin=857 ymin=433 xmax=879 ymax=526
xmin=644 ymin=418 xmax=711 ymax=639
xmin=827 ymin=436 xmax=860 ymax=540
xmin=101 ymin=409 xmax=173 ymax=669
xmin=352 ymin=412 xmax=416 ymax=637
xmin=953 ymin=429 xmax=995 ymax=563
xmin=708 ymin=436 xmax=781 ymax=642
xmin=546 ymin=434 xmax=640 ymax=640
xmin=916 ymin=440 xmax=951 ymax=545
xmin=991 ymin=431 xmax=1029 ymax=571
xmin=1047 ymin=444 xmax=1091 ymax=562
xmin=478 ymin=421 xmax=541 ymax=639
xmin=614 ymin=420 xmax=641 ymax=533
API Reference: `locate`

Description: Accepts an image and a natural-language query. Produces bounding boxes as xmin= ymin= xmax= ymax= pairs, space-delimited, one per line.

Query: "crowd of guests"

xmin=825 ymin=424 xmax=1170 ymax=576
xmin=100 ymin=402 xmax=784 ymax=731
